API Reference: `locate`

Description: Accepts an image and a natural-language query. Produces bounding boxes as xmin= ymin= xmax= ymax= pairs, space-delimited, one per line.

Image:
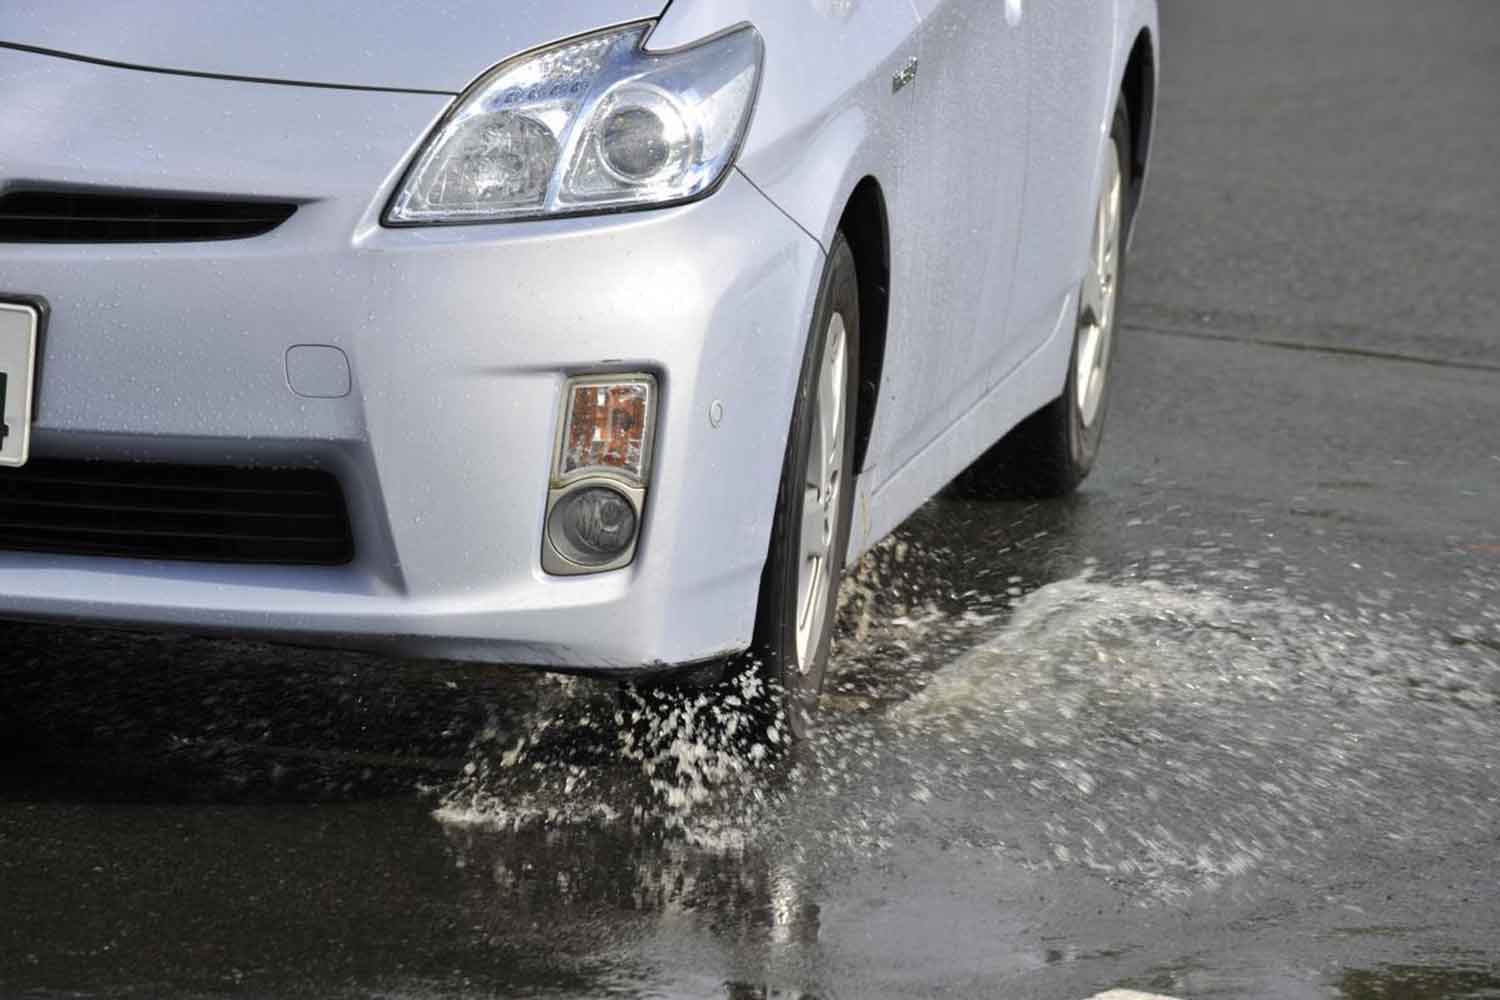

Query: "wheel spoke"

xmin=817 ymin=322 xmax=844 ymax=495
xmin=1104 ymin=179 xmax=1116 ymax=268
xmin=1106 ymin=172 xmax=1122 ymax=245
xmin=1100 ymin=160 xmax=1122 ymax=347
xmin=1079 ymin=260 xmax=1103 ymax=321
xmin=802 ymin=487 xmax=827 ymax=560
xmin=826 ymin=346 xmax=845 ymax=491
xmin=796 ymin=484 xmax=822 ymax=640
xmin=817 ymin=383 xmax=832 ymax=486
xmin=1080 ymin=329 xmax=1104 ymax=415
xmin=827 ymin=330 xmax=845 ymax=450
xmin=1078 ymin=322 xmax=1100 ymax=377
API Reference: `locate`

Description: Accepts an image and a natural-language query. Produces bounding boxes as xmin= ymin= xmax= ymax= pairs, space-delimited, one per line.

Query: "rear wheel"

xmin=749 ymin=233 xmax=861 ymax=738
xmin=954 ymin=98 xmax=1132 ymax=499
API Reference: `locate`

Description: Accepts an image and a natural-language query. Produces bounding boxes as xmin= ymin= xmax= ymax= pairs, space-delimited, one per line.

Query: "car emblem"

xmin=892 ymin=57 xmax=918 ymax=94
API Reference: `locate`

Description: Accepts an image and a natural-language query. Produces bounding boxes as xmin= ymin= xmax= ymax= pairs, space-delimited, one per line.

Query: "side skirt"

xmin=845 ymin=291 xmax=1077 ymax=563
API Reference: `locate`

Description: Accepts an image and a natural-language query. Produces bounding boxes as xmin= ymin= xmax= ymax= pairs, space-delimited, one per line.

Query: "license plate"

xmin=0 ymin=301 xmax=40 ymax=468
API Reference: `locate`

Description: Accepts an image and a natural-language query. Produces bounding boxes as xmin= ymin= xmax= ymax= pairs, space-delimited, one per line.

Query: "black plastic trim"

xmin=0 ymin=459 xmax=355 ymax=566
xmin=0 ymin=293 xmax=48 ymax=419
xmin=0 ymin=190 xmax=297 ymax=244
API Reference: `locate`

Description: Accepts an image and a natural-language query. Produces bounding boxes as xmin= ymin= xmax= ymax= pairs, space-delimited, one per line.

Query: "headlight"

xmin=386 ymin=23 xmax=763 ymax=225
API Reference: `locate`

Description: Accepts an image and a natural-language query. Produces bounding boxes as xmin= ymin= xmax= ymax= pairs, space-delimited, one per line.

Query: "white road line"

xmin=1085 ymin=991 xmax=1185 ymax=1000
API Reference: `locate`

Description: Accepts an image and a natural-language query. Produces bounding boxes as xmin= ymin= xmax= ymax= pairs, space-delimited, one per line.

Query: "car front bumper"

xmin=0 ymin=48 xmax=824 ymax=669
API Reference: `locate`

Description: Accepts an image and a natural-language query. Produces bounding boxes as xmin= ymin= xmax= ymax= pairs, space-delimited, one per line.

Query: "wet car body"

xmin=0 ymin=0 xmax=1157 ymax=673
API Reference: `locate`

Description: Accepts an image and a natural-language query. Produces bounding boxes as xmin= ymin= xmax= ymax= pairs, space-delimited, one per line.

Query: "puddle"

xmin=1337 ymin=960 xmax=1500 ymax=999
xmin=4 ymin=522 xmax=1498 ymax=999
xmin=438 ymin=542 xmax=1500 ymax=905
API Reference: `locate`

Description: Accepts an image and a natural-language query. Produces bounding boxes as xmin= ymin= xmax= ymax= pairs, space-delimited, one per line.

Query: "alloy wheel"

xmin=794 ymin=311 xmax=848 ymax=669
xmin=1074 ymin=140 xmax=1123 ymax=431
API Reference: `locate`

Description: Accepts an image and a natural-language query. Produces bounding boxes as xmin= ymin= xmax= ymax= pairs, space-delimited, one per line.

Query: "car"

xmin=0 ymin=0 xmax=1157 ymax=730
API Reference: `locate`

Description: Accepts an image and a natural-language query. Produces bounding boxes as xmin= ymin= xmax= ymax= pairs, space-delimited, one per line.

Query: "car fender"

xmin=648 ymin=0 xmax=915 ymax=253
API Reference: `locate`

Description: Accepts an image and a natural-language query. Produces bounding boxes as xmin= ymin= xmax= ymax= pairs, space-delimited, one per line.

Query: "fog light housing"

xmin=542 ymin=374 xmax=656 ymax=575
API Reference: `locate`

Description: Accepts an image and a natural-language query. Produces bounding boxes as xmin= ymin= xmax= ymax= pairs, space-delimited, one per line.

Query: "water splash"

xmin=435 ymin=669 xmax=792 ymax=850
xmin=435 ymin=550 xmax=1500 ymax=901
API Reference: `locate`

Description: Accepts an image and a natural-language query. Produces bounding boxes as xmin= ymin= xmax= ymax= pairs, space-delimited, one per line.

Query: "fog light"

xmin=547 ymin=485 xmax=638 ymax=566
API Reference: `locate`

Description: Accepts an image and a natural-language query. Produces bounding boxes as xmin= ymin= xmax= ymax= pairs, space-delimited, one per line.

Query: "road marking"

xmin=1131 ymin=322 xmax=1500 ymax=374
xmin=1086 ymin=991 xmax=1184 ymax=1000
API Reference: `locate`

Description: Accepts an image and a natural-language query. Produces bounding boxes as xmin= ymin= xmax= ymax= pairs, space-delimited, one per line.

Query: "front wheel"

xmin=750 ymin=233 xmax=861 ymax=738
xmin=954 ymin=98 xmax=1132 ymax=499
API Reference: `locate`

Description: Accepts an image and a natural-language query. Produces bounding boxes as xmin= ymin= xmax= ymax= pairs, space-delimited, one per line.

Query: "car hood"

xmin=0 ymin=0 xmax=667 ymax=94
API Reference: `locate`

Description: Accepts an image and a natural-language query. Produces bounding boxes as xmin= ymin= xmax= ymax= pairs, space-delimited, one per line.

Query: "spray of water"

xmin=436 ymin=545 xmax=1500 ymax=900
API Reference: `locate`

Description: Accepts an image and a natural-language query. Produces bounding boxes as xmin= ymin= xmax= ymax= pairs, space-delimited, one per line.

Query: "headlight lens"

xmin=559 ymin=378 xmax=654 ymax=485
xmin=387 ymin=23 xmax=762 ymax=224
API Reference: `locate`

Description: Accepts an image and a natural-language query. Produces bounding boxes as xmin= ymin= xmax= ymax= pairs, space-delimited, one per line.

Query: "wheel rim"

xmin=1074 ymin=140 xmax=1123 ymax=430
xmin=794 ymin=312 xmax=848 ymax=670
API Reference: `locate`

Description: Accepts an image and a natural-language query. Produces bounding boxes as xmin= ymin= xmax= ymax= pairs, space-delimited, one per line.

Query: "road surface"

xmin=3 ymin=1 xmax=1498 ymax=997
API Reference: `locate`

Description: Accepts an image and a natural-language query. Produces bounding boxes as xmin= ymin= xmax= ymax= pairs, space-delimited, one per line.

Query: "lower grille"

xmin=0 ymin=190 xmax=297 ymax=243
xmin=0 ymin=459 xmax=354 ymax=566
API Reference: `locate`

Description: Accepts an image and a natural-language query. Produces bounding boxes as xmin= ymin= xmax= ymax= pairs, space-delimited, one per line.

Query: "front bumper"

xmin=0 ymin=47 xmax=824 ymax=669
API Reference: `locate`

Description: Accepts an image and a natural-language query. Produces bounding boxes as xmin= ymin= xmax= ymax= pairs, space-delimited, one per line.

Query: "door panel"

xmin=872 ymin=0 xmax=1030 ymax=489
xmin=1006 ymin=0 xmax=1116 ymax=359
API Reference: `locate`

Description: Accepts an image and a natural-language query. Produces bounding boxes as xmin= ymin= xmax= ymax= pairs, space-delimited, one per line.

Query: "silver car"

xmin=0 ymin=1 xmax=1157 ymax=724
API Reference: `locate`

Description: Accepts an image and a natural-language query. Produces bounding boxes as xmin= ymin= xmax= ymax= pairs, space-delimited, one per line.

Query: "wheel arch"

xmin=1119 ymin=26 xmax=1158 ymax=234
xmin=837 ymin=177 xmax=890 ymax=477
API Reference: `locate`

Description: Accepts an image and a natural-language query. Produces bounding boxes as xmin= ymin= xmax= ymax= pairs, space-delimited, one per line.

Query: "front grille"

xmin=0 ymin=459 xmax=353 ymax=566
xmin=0 ymin=190 xmax=297 ymax=243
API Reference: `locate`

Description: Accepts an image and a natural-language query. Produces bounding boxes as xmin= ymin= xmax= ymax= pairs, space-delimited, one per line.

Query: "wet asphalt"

xmin=3 ymin=1 xmax=1500 ymax=997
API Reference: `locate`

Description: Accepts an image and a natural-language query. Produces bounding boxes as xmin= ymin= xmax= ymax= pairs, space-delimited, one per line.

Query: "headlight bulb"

xmin=596 ymin=89 xmax=691 ymax=185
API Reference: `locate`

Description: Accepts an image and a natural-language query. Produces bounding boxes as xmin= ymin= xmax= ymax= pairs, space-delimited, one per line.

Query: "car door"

xmin=1005 ymin=0 xmax=1116 ymax=361
xmin=871 ymin=0 xmax=1030 ymax=488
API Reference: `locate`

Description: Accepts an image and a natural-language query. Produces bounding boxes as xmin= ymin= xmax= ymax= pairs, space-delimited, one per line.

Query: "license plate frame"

xmin=0 ymin=300 xmax=41 ymax=468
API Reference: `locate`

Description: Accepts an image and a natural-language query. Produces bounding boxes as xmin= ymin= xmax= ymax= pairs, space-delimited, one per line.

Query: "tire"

xmin=954 ymin=97 xmax=1133 ymax=500
xmin=749 ymin=232 xmax=861 ymax=738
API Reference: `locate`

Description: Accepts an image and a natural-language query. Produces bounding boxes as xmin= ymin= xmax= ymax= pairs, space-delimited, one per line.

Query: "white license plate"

xmin=0 ymin=301 xmax=40 ymax=468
